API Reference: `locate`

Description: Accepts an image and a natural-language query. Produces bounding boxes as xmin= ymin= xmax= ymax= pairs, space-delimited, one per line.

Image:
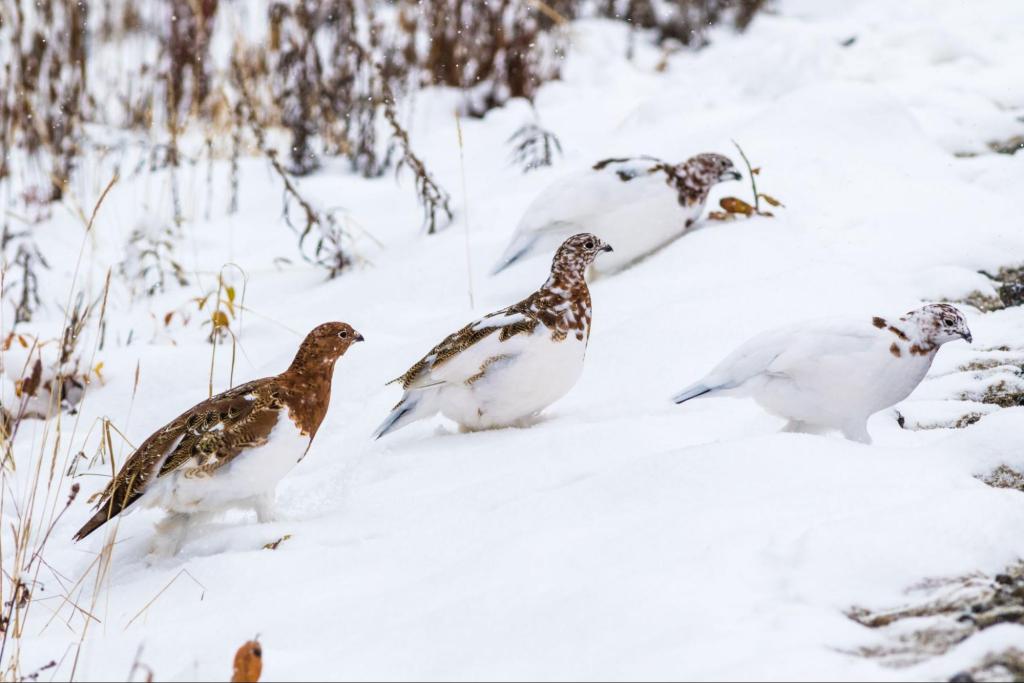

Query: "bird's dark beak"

xmin=355 ymin=333 xmax=365 ymax=342
xmin=961 ymin=331 xmax=972 ymax=344
xmin=725 ymin=170 xmax=742 ymax=181
xmin=602 ymin=244 xmax=614 ymax=253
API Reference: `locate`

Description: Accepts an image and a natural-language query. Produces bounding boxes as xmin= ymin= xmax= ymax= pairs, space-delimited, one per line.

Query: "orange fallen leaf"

xmin=758 ymin=193 xmax=785 ymax=208
xmin=232 ymin=640 xmax=262 ymax=683
xmin=719 ymin=197 xmax=755 ymax=216
xmin=707 ymin=210 xmax=732 ymax=221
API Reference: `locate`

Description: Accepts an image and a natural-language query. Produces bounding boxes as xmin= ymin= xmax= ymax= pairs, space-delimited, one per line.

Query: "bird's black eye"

xmin=339 ymin=330 xmax=348 ymax=338
xmin=584 ymin=240 xmax=595 ymax=249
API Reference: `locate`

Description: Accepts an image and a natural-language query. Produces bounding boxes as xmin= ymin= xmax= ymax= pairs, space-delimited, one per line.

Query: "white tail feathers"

xmin=373 ymin=390 xmax=439 ymax=439
xmin=491 ymin=234 xmax=540 ymax=276
xmin=672 ymin=383 xmax=713 ymax=405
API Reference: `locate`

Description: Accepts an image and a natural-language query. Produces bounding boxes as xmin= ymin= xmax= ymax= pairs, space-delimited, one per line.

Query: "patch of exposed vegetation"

xmin=955 ymin=359 xmax=1024 ymax=414
xmin=848 ymin=563 xmax=1024 ymax=670
xmin=988 ymin=266 xmax=1024 ymax=308
xmin=958 ymin=291 xmax=1005 ymax=313
xmin=954 ymin=136 xmax=1024 ymax=158
xmin=508 ymin=123 xmax=563 ymax=173
xmin=119 ymin=220 xmax=189 ymax=297
xmin=899 ymin=412 xmax=984 ymax=431
xmin=599 ymin=0 xmax=767 ymax=48
xmin=913 ymin=413 xmax=983 ymax=430
xmin=960 ymin=380 xmax=1024 ymax=409
xmin=989 ymin=136 xmax=1024 ymax=156
xmin=959 ymin=358 xmax=1024 ymax=373
xmin=947 ymin=413 xmax=983 ymax=429
xmin=953 ymin=266 xmax=1024 ymax=312
xmin=950 ymin=648 xmax=1024 ymax=682
xmin=977 ymin=465 xmax=1024 ymax=492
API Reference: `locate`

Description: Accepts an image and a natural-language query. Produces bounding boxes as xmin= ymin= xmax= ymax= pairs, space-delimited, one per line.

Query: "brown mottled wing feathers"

xmin=390 ymin=298 xmax=542 ymax=390
xmin=74 ymin=379 xmax=284 ymax=541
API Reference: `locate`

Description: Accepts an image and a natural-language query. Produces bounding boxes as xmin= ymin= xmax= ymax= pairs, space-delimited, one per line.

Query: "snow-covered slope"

xmin=5 ymin=0 xmax=1024 ymax=679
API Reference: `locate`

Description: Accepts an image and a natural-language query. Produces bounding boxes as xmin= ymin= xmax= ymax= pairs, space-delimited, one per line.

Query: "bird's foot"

xmin=841 ymin=424 xmax=873 ymax=444
xmin=254 ymin=494 xmax=278 ymax=524
xmin=781 ymin=420 xmax=809 ymax=434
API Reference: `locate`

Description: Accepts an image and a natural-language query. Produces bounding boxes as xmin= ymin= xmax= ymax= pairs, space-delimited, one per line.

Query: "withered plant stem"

xmin=731 ymin=139 xmax=759 ymax=213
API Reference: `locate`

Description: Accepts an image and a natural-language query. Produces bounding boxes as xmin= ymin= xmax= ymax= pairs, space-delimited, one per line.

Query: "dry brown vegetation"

xmin=849 ymin=562 xmax=1024 ymax=672
xmin=953 ymin=266 xmax=1024 ymax=313
xmin=598 ymin=0 xmax=767 ymax=47
xmin=978 ymin=464 xmax=1024 ymax=493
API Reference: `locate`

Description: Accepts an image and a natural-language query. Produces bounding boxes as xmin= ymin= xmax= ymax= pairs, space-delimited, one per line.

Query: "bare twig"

xmin=232 ymin=57 xmax=349 ymax=276
xmin=380 ymin=77 xmax=452 ymax=235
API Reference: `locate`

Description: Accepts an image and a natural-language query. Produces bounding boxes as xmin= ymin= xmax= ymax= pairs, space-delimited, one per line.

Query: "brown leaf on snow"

xmin=232 ymin=640 xmax=263 ymax=683
xmin=707 ymin=210 xmax=732 ymax=221
xmin=263 ymin=534 xmax=292 ymax=550
xmin=22 ymin=359 xmax=43 ymax=398
xmin=758 ymin=193 xmax=785 ymax=208
xmin=719 ymin=197 xmax=755 ymax=216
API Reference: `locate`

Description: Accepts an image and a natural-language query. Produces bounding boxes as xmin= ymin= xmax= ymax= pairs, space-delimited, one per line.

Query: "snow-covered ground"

xmin=4 ymin=0 xmax=1024 ymax=679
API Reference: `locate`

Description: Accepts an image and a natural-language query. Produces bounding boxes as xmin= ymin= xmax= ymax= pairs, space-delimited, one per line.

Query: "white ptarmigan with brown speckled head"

xmin=672 ymin=304 xmax=973 ymax=444
xmin=491 ymin=153 xmax=741 ymax=276
xmin=74 ymin=322 xmax=364 ymax=556
xmin=375 ymin=234 xmax=612 ymax=438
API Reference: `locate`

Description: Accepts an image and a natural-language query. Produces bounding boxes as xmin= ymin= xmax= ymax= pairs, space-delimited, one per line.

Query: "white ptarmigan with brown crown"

xmin=491 ymin=153 xmax=741 ymax=276
xmin=375 ymin=234 xmax=612 ymax=438
xmin=74 ymin=322 xmax=364 ymax=556
xmin=672 ymin=304 xmax=973 ymax=444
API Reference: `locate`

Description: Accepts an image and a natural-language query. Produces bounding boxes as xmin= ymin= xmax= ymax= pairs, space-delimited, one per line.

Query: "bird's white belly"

xmin=751 ymin=352 xmax=934 ymax=428
xmin=438 ymin=332 xmax=586 ymax=430
xmin=512 ymin=173 xmax=701 ymax=275
xmin=142 ymin=416 xmax=310 ymax=514
xmin=589 ymin=193 xmax=702 ymax=275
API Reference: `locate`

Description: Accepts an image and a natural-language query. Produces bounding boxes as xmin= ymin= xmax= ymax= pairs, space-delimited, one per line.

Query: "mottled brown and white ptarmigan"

xmin=74 ymin=322 xmax=364 ymax=555
xmin=672 ymin=304 xmax=973 ymax=444
xmin=375 ymin=233 xmax=612 ymax=438
xmin=491 ymin=153 xmax=740 ymax=276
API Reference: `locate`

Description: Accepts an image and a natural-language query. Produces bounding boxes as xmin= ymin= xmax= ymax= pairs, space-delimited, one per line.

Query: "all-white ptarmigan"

xmin=491 ymin=153 xmax=741 ymax=276
xmin=375 ymin=233 xmax=612 ymax=438
xmin=672 ymin=304 xmax=973 ymax=444
xmin=74 ymin=322 xmax=364 ymax=555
